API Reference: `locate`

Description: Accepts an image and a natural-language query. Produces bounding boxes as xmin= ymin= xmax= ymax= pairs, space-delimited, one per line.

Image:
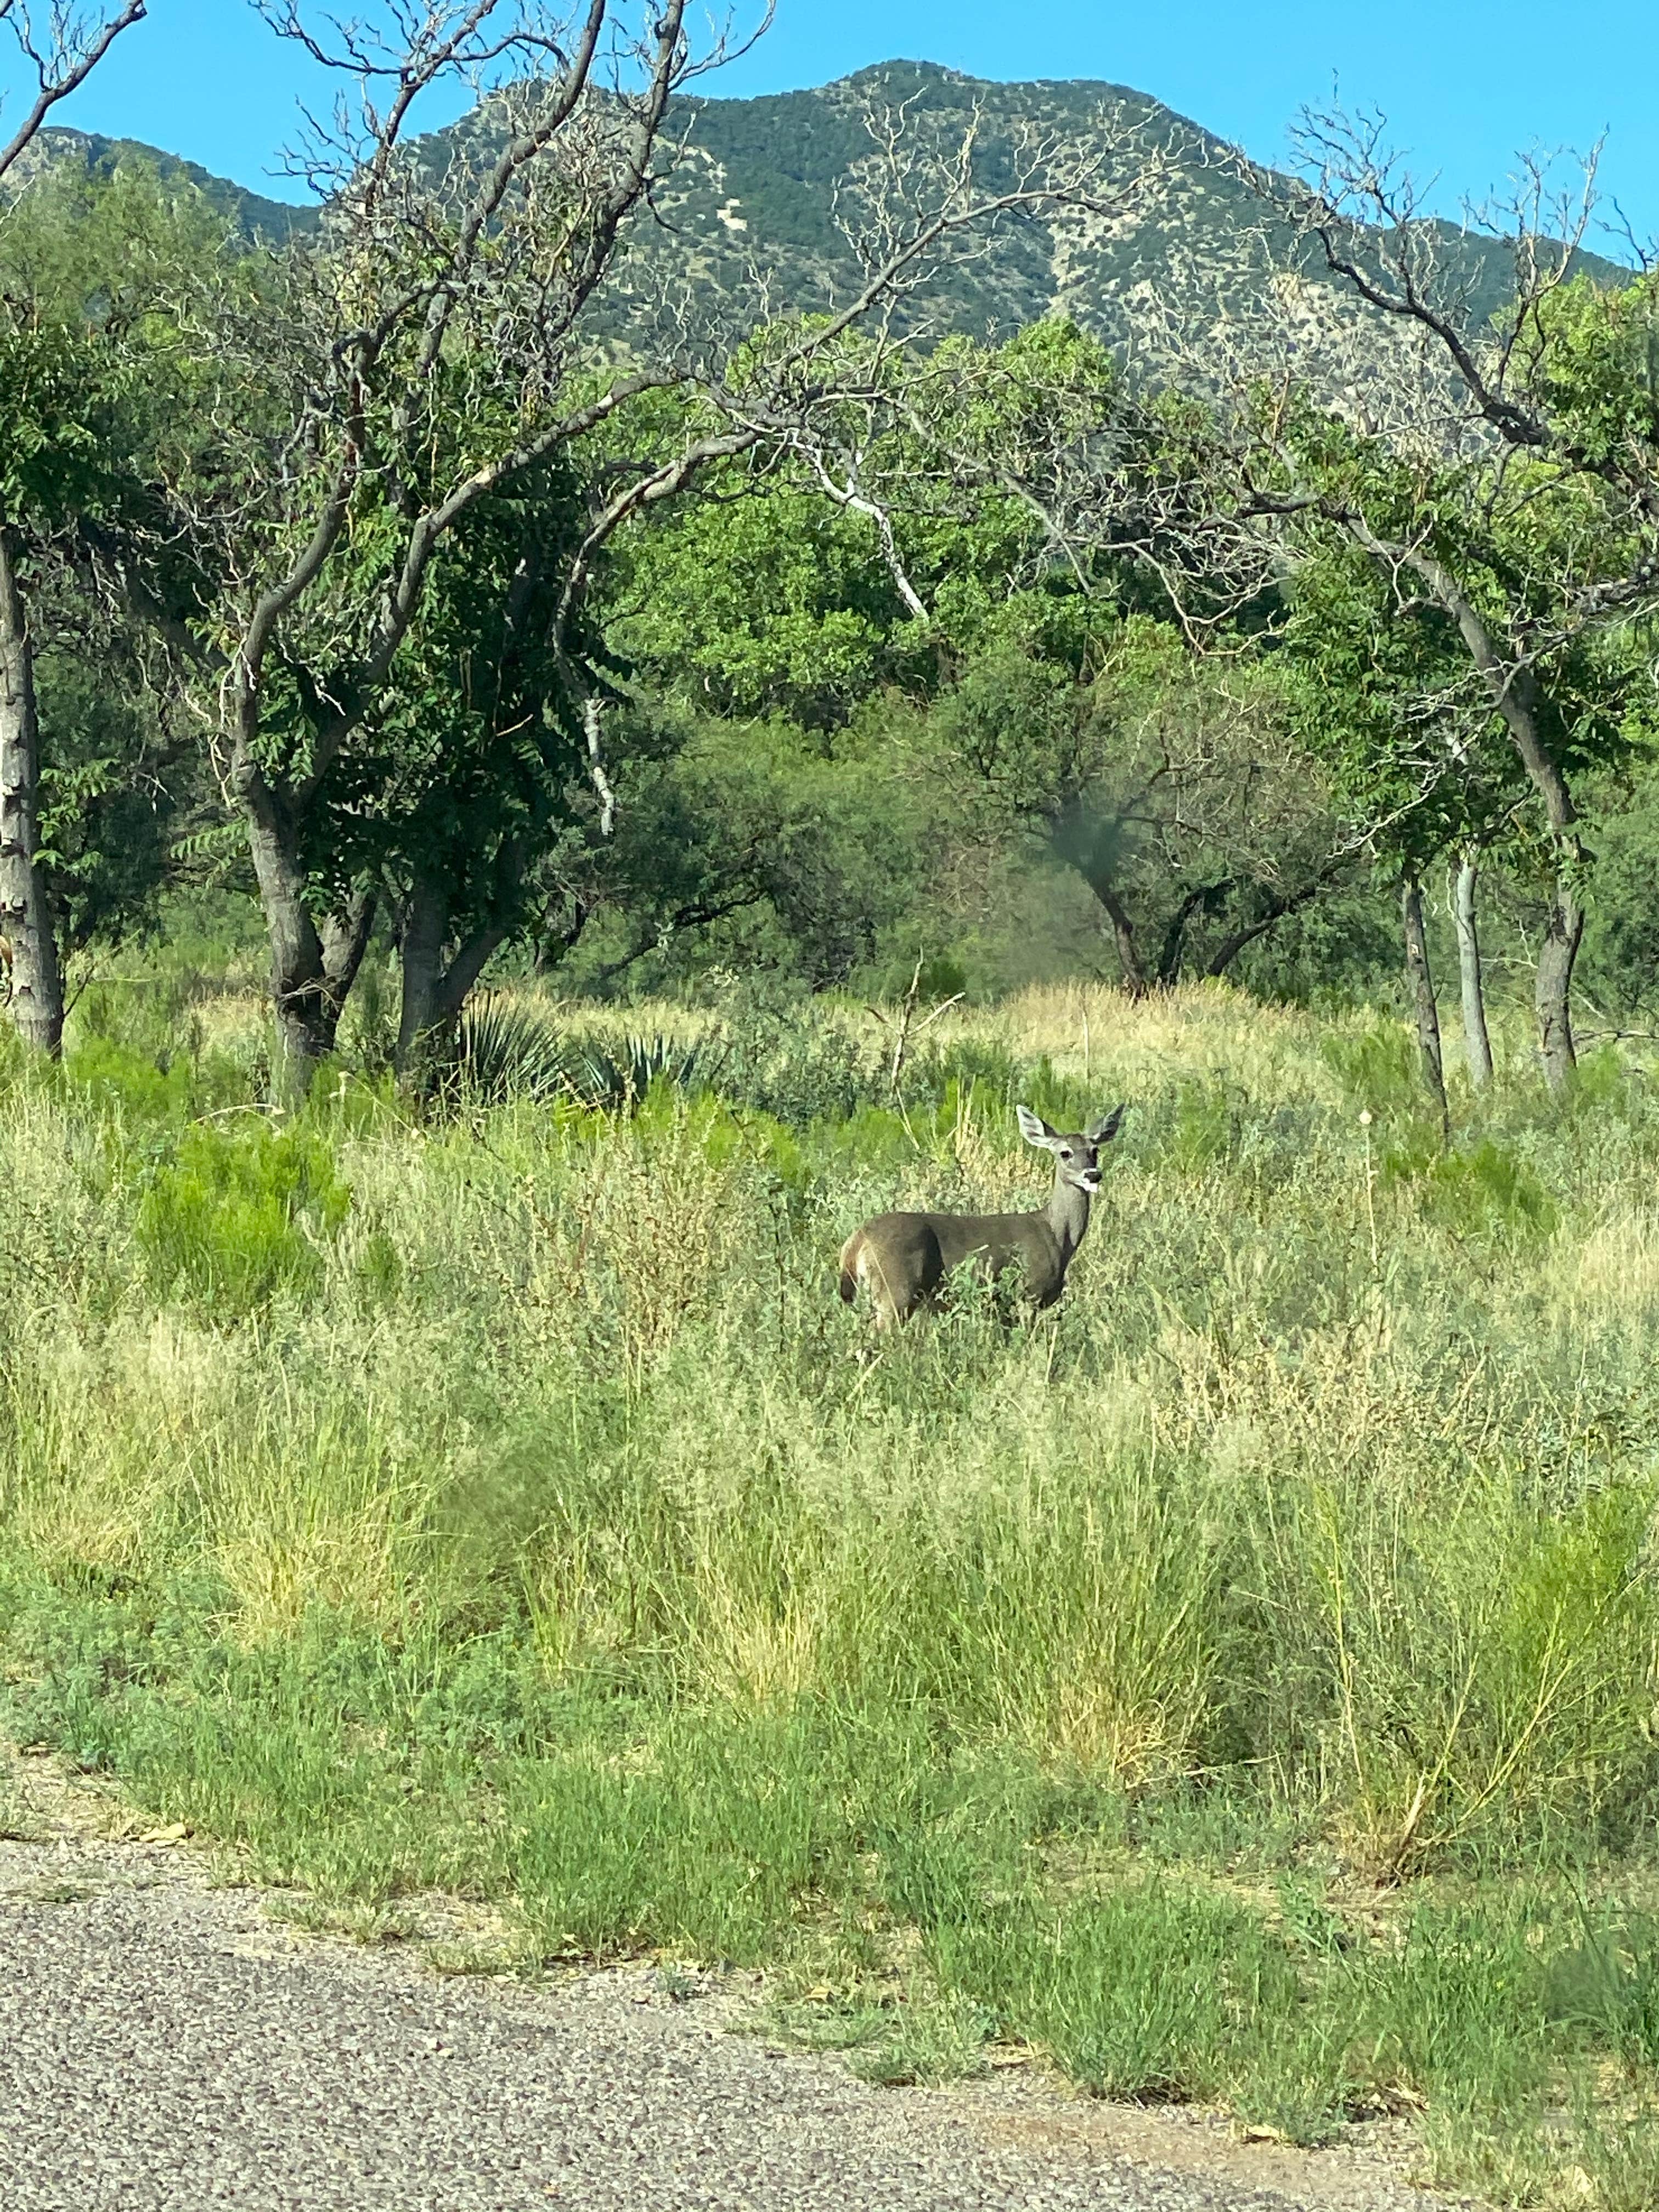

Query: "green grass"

xmin=5 ymin=977 xmax=1659 ymax=2202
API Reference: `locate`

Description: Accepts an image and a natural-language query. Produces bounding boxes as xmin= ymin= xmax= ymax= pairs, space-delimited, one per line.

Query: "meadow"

xmin=6 ymin=964 xmax=1659 ymax=2205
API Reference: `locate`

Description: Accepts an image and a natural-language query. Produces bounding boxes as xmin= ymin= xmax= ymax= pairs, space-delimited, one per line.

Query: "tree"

xmin=607 ymin=472 xmax=927 ymax=730
xmin=871 ymin=140 xmax=1659 ymax=1086
xmin=1280 ymin=530 xmax=1534 ymax=1101
xmin=1223 ymin=120 xmax=1659 ymax=1091
xmin=0 ymin=0 xmax=149 ymax=1050
xmin=919 ymin=610 xmax=1346 ymax=993
xmin=0 ymin=0 xmax=145 ymax=183
xmin=135 ymin=4 xmax=1144 ymax=1094
xmin=596 ymin=318 xmax=1355 ymax=998
xmin=129 ymin=6 xmax=1150 ymax=1088
xmin=309 ymin=451 xmax=617 ymax=1077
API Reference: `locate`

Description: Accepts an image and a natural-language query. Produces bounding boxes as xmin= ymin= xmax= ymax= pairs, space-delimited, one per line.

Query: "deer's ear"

xmin=1016 ymin=1104 xmax=1059 ymax=1149
xmin=1089 ymin=1105 xmax=1126 ymax=1144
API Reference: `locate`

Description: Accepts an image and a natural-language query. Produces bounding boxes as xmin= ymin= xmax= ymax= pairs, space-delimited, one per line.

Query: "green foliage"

xmin=560 ymin=1032 xmax=724 ymax=1112
xmin=315 ymin=452 xmax=610 ymax=949
xmin=1319 ymin=1020 xmax=1420 ymax=1118
xmin=455 ymin=997 xmax=722 ymax=1111
xmin=62 ymin=998 xmax=251 ymax=1125
xmin=66 ymin=1031 xmax=200 ymax=1124
xmin=1282 ymin=533 xmax=1522 ymax=872
xmin=608 ymin=477 xmax=923 ymax=727
xmin=1581 ymin=756 xmax=1659 ymax=1018
xmin=923 ymin=1878 xmax=1300 ymax=2103
xmin=563 ymin=712 xmax=921 ymax=995
xmin=34 ymin=650 xmax=184 ymax=956
xmin=707 ymin=984 xmax=875 ymax=1125
xmin=134 ymin=1119 xmax=350 ymax=1317
xmin=1161 ymin=1078 xmax=1237 ymax=1173
xmin=1383 ymin=1136 xmax=1560 ymax=1242
xmin=10 ymin=967 xmax=1659 ymax=2198
xmin=0 ymin=163 xmax=244 ymax=969
xmin=454 ymin=998 xmax=573 ymax=1104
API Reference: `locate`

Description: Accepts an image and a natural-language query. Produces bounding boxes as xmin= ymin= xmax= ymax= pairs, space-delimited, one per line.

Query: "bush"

xmin=1383 ymin=1136 xmax=1560 ymax=1243
xmin=707 ymin=982 xmax=876 ymax=1125
xmin=135 ymin=1119 xmax=351 ymax=1318
xmin=1319 ymin=1020 xmax=1420 ymax=1119
xmin=456 ymin=996 xmax=725 ymax=1113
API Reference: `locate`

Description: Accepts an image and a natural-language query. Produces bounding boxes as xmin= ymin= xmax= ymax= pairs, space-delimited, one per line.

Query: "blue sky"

xmin=6 ymin=1 xmax=1656 ymax=248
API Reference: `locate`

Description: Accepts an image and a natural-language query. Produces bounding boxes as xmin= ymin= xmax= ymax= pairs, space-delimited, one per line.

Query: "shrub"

xmin=1319 ymin=1020 xmax=1420 ymax=1119
xmin=563 ymin=1032 xmax=724 ymax=1111
xmin=135 ymin=1119 xmax=351 ymax=1318
xmin=455 ymin=998 xmax=571 ymax=1104
xmin=65 ymin=1034 xmax=200 ymax=1125
xmin=714 ymin=1000 xmax=874 ymax=1125
xmin=456 ymin=998 xmax=721 ymax=1111
xmin=1162 ymin=1077 xmax=1236 ymax=1173
xmin=1383 ymin=1136 xmax=1559 ymax=1243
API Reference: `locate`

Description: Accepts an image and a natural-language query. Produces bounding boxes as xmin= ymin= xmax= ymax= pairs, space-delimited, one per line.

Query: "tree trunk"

xmin=1385 ymin=544 xmax=1583 ymax=1094
xmin=1077 ymin=865 xmax=1149 ymax=996
xmin=1536 ymin=882 xmax=1583 ymax=1096
xmin=1401 ymin=874 xmax=1448 ymax=1136
xmin=320 ymin=893 xmax=377 ymax=1031
xmin=1452 ymin=854 xmax=1493 ymax=1092
xmin=395 ymin=874 xmax=507 ymax=1089
xmin=1203 ymin=864 xmax=1344 ymax=981
xmin=0 ymin=529 xmax=65 ymax=1056
xmin=1155 ymin=879 xmax=1232 ymax=988
xmin=396 ymin=877 xmax=451 ymax=1085
xmin=228 ymin=691 xmax=374 ymax=1101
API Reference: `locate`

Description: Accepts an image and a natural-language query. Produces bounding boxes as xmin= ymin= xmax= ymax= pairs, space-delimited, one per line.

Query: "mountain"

xmin=17 ymin=126 xmax=315 ymax=243
xmin=599 ymin=61 xmax=1626 ymax=368
xmin=21 ymin=60 xmax=1628 ymax=371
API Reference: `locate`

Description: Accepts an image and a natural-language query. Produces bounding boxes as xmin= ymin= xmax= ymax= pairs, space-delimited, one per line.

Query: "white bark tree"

xmin=0 ymin=0 xmax=147 ymax=1054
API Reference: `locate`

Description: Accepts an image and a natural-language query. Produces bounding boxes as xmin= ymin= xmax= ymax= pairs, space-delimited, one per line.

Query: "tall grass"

xmin=4 ymin=978 xmax=1659 ymax=2198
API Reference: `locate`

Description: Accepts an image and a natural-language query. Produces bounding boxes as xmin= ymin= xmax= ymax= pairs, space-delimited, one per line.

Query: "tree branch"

xmin=0 ymin=0 xmax=146 ymax=182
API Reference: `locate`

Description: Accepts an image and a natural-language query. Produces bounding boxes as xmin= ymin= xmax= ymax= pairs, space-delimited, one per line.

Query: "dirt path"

xmin=0 ymin=1750 xmax=1442 ymax=2212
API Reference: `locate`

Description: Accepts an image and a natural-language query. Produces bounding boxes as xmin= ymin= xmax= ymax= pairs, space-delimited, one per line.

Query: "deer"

xmin=837 ymin=1104 xmax=1126 ymax=1329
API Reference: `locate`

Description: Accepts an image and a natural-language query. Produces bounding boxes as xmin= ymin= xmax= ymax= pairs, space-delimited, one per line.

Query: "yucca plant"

xmin=455 ymin=1001 xmax=721 ymax=1111
xmin=455 ymin=998 xmax=572 ymax=1104
xmin=560 ymin=1030 xmax=725 ymax=1110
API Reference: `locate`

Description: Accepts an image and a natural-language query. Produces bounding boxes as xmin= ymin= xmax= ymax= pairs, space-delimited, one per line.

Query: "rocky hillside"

xmin=14 ymin=125 xmax=312 ymax=242
xmin=24 ymin=59 xmax=1626 ymax=369
xmin=600 ymin=61 xmax=1623 ymax=368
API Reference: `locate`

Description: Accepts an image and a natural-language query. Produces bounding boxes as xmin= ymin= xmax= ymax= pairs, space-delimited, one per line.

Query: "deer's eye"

xmin=1060 ymin=1149 xmax=1074 ymax=1161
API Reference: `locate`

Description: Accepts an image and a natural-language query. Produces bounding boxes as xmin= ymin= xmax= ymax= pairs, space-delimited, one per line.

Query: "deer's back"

xmin=845 ymin=1207 xmax=1065 ymax=1318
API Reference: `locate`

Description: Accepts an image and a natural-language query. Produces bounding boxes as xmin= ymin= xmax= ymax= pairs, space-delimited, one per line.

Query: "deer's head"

xmin=1015 ymin=1103 xmax=1126 ymax=1195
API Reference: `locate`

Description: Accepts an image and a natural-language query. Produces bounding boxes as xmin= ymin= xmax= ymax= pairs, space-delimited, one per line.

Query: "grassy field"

xmin=7 ymin=970 xmax=1659 ymax=2203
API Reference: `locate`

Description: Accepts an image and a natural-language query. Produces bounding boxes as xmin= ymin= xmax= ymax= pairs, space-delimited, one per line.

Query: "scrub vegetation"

xmin=7 ymin=968 xmax=1659 ymax=2205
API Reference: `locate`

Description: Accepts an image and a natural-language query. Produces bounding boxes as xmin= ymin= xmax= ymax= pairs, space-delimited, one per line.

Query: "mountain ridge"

xmin=18 ymin=59 xmax=1629 ymax=368
xmin=12 ymin=124 xmax=314 ymax=241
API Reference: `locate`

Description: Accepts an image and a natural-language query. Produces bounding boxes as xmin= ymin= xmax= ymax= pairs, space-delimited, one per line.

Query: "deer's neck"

xmin=1043 ymin=1172 xmax=1092 ymax=1266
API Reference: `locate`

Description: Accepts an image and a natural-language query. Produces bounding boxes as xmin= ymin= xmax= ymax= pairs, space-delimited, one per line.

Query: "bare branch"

xmin=0 ymin=0 xmax=146 ymax=182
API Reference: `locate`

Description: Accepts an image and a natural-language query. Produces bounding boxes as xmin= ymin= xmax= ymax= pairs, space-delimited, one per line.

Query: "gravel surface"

xmin=0 ymin=1763 xmax=1442 ymax=2212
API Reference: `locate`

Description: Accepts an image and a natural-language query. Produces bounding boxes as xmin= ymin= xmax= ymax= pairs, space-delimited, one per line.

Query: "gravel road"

xmin=0 ymin=1762 xmax=1439 ymax=2212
